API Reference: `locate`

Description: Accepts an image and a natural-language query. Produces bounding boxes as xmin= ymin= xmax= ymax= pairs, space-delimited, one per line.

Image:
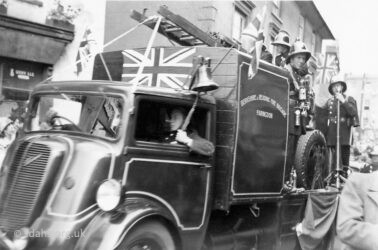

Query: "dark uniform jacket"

xmin=163 ymin=130 xmax=214 ymax=156
xmin=326 ymin=95 xmax=358 ymax=146
xmin=274 ymin=53 xmax=288 ymax=68
xmin=260 ymin=47 xmax=273 ymax=64
xmin=286 ymin=64 xmax=310 ymax=135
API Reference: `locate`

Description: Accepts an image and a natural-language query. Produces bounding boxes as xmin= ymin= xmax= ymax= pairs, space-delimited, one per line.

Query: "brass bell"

xmin=192 ymin=58 xmax=219 ymax=92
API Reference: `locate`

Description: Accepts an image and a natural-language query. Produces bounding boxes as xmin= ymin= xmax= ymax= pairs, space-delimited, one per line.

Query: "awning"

xmin=0 ymin=14 xmax=74 ymax=65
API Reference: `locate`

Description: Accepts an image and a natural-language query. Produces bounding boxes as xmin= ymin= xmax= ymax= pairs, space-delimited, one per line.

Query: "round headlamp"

xmin=96 ymin=179 xmax=122 ymax=211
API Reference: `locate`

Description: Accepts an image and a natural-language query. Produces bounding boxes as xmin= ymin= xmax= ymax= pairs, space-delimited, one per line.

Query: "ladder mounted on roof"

xmin=130 ymin=6 xmax=239 ymax=48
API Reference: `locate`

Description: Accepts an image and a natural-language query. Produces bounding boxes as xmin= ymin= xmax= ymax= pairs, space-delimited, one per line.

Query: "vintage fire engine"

xmin=0 ymin=7 xmax=336 ymax=250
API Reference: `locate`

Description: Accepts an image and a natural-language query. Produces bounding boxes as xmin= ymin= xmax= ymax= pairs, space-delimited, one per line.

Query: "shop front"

xmin=0 ymin=13 xmax=74 ymax=144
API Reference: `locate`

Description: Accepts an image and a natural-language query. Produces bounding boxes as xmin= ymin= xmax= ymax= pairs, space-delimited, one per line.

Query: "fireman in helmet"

xmin=284 ymin=39 xmax=315 ymax=187
xmin=271 ymin=30 xmax=291 ymax=68
xmin=326 ymin=74 xmax=359 ymax=176
xmin=285 ymin=38 xmax=312 ymax=91
xmin=285 ymin=39 xmax=314 ymax=132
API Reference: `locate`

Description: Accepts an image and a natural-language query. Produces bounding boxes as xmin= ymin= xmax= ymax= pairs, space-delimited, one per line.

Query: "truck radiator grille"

xmin=0 ymin=141 xmax=51 ymax=231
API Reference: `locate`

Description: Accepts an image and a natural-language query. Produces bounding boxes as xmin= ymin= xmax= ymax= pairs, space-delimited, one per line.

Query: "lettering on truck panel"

xmin=240 ymin=94 xmax=287 ymax=118
xmin=256 ymin=110 xmax=273 ymax=119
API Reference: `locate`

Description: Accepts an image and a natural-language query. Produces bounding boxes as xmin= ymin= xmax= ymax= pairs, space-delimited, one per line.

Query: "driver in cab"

xmin=40 ymin=108 xmax=79 ymax=131
xmin=164 ymin=108 xmax=214 ymax=157
xmin=40 ymin=108 xmax=58 ymax=130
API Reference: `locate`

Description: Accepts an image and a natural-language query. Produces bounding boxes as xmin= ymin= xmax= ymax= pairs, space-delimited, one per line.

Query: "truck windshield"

xmin=26 ymin=93 xmax=123 ymax=139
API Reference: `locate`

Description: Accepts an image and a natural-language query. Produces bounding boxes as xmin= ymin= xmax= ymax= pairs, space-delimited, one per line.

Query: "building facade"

xmin=345 ymin=74 xmax=378 ymax=149
xmin=0 ymin=0 xmax=106 ymax=127
xmin=0 ymin=0 xmax=73 ymax=122
xmin=104 ymin=0 xmax=334 ymax=59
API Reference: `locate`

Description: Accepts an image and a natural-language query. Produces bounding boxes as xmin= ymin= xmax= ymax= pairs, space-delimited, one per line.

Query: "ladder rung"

xmin=193 ymin=41 xmax=205 ymax=45
xmin=180 ymin=35 xmax=195 ymax=41
xmin=165 ymin=27 xmax=182 ymax=32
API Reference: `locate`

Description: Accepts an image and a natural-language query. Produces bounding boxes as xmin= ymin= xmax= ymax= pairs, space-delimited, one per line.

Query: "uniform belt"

xmin=329 ymin=117 xmax=347 ymax=123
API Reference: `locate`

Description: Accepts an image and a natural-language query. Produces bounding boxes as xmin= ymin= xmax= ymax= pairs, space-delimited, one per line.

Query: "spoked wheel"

xmin=117 ymin=221 xmax=176 ymax=250
xmin=294 ymin=130 xmax=328 ymax=190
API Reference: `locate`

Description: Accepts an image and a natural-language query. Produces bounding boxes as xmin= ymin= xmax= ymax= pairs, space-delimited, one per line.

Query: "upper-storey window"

xmin=232 ymin=0 xmax=255 ymax=42
xmin=232 ymin=9 xmax=247 ymax=41
xmin=310 ymin=32 xmax=316 ymax=54
xmin=298 ymin=15 xmax=305 ymax=41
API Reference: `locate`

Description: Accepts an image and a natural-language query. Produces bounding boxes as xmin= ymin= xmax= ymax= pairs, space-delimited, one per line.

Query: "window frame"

xmin=298 ymin=15 xmax=305 ymax=41
xmin=232 ymin=8 xmax=247 ymax=42
xmin=25 ymin=91 xmax=126 ymax=142
xmin=131 ymin=95 xmax=213 ymax=150
xmin=310 ymin=32 xmax=316 ymax=54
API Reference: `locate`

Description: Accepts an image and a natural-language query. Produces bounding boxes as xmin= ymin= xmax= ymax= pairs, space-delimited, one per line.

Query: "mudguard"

xmin=74 ymin=198 xmax=177 ymax=250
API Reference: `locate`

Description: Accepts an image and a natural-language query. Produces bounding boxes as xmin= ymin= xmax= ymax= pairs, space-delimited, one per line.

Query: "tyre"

xmin=294 ymin=130 xmax=328 ymax=189
xmin=117 ymin=220 xmax=176 ymax=250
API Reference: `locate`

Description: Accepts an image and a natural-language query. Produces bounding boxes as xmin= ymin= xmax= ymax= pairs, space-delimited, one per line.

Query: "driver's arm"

xmin=176 ymin=129 xmax=214 ymax=156
xmin=40 ymin=109 xmax=58 ymax=130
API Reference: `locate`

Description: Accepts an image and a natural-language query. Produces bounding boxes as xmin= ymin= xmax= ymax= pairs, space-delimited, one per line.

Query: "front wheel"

xmin=117 ymin=220 xmax=176 ymax=250
xmin=294 ymin=130 xmax=328 ymax=189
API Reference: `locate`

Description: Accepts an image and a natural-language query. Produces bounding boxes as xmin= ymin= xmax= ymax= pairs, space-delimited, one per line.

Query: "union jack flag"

xmin=315 ymin=52 xmax=340 ymax=86
xmin=122 ymin=47 xmax=196 ymax=89
xmin=313 ymin=42 xmax=340 ymax=107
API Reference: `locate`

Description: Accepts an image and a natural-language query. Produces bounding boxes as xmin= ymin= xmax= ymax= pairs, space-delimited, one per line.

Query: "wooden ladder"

xmin=130 ymin=6 xmax=238 ymax=48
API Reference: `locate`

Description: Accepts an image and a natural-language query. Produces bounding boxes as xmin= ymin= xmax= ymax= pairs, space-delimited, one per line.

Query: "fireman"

xmin=285 ymin=38 xmax=312 ymax=91
xmin=285 ymin=39 xmax=314 ymax=132
xmin=326 ymin=74 xmax=359 ymax=176
xmin=240 ymin=24 xmax=272 ymax=63
xmin=271 ymin=30 xmax=291 ymax=67
xmin=284 ymin=39 xmax=313 ymax=187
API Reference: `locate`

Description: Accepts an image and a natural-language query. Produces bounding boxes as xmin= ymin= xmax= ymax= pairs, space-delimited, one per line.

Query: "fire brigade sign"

xmin=232 ymin=63 xmax=290 ymax=196
xmin=241 ymin=94 xmax=287 ymax=118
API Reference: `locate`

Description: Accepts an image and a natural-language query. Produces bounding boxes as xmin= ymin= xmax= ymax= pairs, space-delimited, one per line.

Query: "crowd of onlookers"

xmin=350 ymin=136 xmax=378 ymax=170
xmin=0 ymin=117 xmax=22 ymax=166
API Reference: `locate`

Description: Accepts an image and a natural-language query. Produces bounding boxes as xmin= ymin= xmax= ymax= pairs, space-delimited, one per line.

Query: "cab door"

xmin=121 ymin=95 xmax=215 ymax=231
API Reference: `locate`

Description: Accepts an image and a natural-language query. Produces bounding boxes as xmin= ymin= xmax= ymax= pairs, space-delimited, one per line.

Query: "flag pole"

xmin=336 ymin=96 xmax=341 ymax=189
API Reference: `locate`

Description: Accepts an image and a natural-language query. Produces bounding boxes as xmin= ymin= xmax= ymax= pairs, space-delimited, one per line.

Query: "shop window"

xmin=0 ymin=57 xmax=45 ymax=100
xmin=268 ymin=22 xmax=280 ymax=54
xmin=135 ymin=99 xmax=209 ymax=144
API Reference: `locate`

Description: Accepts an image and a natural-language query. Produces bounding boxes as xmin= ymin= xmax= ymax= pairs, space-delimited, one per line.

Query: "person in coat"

xmin=164 ymin=108 xmax=214 ymax=156
xmin=326 ymin=74 xmax=359 ymax=174
xmin=285 ymin=38 xmax=312 ymax=91
xmin=337 ymin=155 xmax=378 ymax=250
xmin=271 ymin=30 xmax=291 ymax=68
